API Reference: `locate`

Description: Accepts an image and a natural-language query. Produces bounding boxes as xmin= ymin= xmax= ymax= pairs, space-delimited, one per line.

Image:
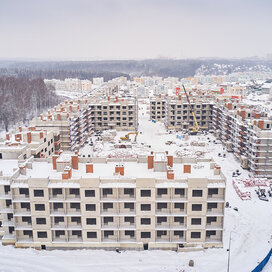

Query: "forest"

xmin=0 ymin=76 xmax=60 ymax=131
xmin=1 ymin=58 xmax=272 ymax=79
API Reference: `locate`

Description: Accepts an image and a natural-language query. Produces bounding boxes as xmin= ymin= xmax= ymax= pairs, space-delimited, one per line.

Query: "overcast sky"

xmin=0 ymin=0 xmax=272 ymax=60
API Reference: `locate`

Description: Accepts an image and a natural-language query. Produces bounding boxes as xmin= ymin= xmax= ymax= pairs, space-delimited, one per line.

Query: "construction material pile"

xmin=175 ymin=149 xmax=206 ymax=158
xmin=101 ymin=130 xmax=116 ymax=142
xmin=241 ymin=177 xmax=272 ymax=187
xmin=233 ymin=177 xmax=272 ymax=201
xmin=93 ymin=142 xmax=104 ymax=153
xmin=232 ymin=179 xmax=251 ymax=200
xmin=107 ymin=149 xmax=138 ymax=158
xmin=190 ymin=141 xmax=206 ymax=147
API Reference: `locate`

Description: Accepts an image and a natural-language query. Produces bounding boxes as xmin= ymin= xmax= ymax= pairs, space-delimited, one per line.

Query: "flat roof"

xmin=16 ymin=160 xmax=224 ymax=181
xmin=0 ymin=160 xmax=18 ymax=176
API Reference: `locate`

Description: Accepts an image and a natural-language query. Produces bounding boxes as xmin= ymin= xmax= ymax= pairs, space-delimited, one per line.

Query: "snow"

xmin=0 ymin=99 xmax=272 ymax=272
xmin=22 ymin=160 xmax=220 ymax=180
xmin=48 ymin=182 xmax=80 ymax=188
xmin=57 ymin=153 xmax=73 ymax=162
xmin=0 ymin=246 xmax=221 ymax=272
xmin=100 ymin=183 xmax=136 ymax=188
xmin=263 ymin=258 xmax=272 ymax=272
xmin=10 ymin=183 xmax=29 ymax=188
xmin=0 ymin=159 xmax=18 ymax=175
xmin=154 ymin=152 xmax=167 ymax=162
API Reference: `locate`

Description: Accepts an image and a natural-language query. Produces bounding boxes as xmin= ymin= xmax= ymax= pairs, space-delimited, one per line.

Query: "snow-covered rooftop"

xmin=0 ymin=159 xmax=18 ymax=176
xmin=18 ymin=160 xmax=224 ymax=181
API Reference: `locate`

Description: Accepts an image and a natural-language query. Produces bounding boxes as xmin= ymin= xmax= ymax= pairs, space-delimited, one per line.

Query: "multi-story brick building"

xmin=89 ymin=96 xmax=138 ymax=131
xmin=30 ymin=96 xmax=138 ymax=152
xmin=0 ymin=127 xmax=61 ymax=160
xmin=0 ymin=152 xmax=225 ymax=250
xmin=164 ymin=96 xmax=213 ymax=131
xmin=149 ymin=95 xmax=166 ymax=121
xmin=213 ymin=101 xmax=272 ymax=177
xmin=150 ymin=94 xmax=214 ymax=131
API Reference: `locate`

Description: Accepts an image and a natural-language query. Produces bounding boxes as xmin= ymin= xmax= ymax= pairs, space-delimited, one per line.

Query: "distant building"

xmin=44 ymin=78 xmax=92 ymax=92
xmin=93 ymin=77 xmax=104 ymax=86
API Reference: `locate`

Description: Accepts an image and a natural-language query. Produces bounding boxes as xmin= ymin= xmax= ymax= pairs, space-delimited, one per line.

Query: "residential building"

xmin=30 ymin=96 xmax=138 ymax=152
xmin=213 ymin=101 xmax=272 ymax=177
xmin=0 ymin=127 xmax=61 ymax=160
xmin=149 ymin=94 xmax=214 ymax=130
xmin=149 ymin=95 xmax=166 ymax=121
xmin=0 ymin=152 xmax=225 ymax=250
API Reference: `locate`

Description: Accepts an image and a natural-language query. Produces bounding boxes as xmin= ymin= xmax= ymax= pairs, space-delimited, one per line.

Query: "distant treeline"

xmin=0 ymin=76 xmax=60 ymax=131
xmin=0 ymin=67 xmax=131 ymax=81
xmin=1 ymin=58 xmax=272 ymax=80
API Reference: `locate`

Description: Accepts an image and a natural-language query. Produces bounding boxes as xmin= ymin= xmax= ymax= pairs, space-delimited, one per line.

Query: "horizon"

xmin=0 ymin=56 xmax=270 ymax=63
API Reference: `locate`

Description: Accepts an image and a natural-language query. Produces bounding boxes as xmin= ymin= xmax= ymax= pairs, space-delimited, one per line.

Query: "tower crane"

xmin=182 ymin=85 xmax=199 ymax=135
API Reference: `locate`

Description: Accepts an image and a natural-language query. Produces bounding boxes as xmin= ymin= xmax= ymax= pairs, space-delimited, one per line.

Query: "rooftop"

xmin=15 ymin=159 xmax=224 ymax=181
xmin=0 ymin=160 xmax=18 ymax=176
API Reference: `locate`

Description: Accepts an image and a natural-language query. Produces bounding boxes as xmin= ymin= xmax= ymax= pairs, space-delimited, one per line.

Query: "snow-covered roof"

xmin=0 ymin=160 xmax=18 ymax=176
xmin=16 ymin=160 xmax=224 ymax=181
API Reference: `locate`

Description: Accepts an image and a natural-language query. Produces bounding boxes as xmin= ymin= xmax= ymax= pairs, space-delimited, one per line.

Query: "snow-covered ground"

xmin=0 ymin=99 xmax=272 ymax=272
xmin=243 ymin=92 xmax=272 ymax=117
xmin=263 ymin=258 xmax=272 ymax=272
xmin=55 ymin=89 xmax=87 ymax=99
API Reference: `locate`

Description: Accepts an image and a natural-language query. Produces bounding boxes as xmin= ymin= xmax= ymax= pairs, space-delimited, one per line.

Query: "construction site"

xmin=0 ymin=79 xmax=272 ymax=272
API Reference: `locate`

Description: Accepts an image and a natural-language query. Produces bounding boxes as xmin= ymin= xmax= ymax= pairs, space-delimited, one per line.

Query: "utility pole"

xmin=227 ymin=231 xmax=234 ymax=272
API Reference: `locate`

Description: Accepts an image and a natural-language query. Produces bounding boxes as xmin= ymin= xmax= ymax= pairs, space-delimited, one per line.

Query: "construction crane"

xmin=120 ymin=132 xmax=139 ymax=142
xmin=182 ymin=85 xmax=199 ymax=135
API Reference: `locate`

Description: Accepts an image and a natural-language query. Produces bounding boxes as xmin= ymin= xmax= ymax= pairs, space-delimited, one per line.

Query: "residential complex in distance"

xmin=0 ymin=151 xmax=225 ymax=250
xmin=44 ymin=78 xmax=92 ymax=92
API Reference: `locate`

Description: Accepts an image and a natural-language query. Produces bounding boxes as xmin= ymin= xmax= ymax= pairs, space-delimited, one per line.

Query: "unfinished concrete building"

xmin=30 ymin=99 xmax=92 ymax=151
xmin=164 ymin=96 xmax=214 ymax=131
xmin=0 ymin=152 xmax=225 ymax=250
xmin=150 ymin=95 xmax=214 ymax=131
xmin=150 ymin=95 xmax=166 ymax=121
xmin=213 ymin=101 xmax=272 ymax=177
xmin=0 ymin=127 xmax=61 ymax=160
xmin=30 ymin=97 xmax=138 ymax=152
xmin=89 ymin=96 xmax=138 ymax=132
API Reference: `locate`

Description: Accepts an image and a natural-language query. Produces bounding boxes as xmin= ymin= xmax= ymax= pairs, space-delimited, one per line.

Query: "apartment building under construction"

xmin=213 ymin=101 xmax=272 ymax=177
xmin=0 ymin=152 xmax=225 ymax=251
xmin=0 ymin=127 xmax=61 ymax=160
xmin=149 ymin=95 xmax=166 ymax=121
xmin=149 ymin=95 xmax=214 ymax=131
xmin=30 ymin=96 xmax=138 ymax=152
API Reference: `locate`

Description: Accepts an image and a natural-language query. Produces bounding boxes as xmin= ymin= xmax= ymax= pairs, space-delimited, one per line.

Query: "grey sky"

xmin=0 ymin=0 xmax=271 ymax=60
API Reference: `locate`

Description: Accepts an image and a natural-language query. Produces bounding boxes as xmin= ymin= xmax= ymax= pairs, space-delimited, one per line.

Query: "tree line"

xmin=0 ymin=68 xmax=130 ymax=81
xmin=0 ymin=76 xmax=60 ymax=131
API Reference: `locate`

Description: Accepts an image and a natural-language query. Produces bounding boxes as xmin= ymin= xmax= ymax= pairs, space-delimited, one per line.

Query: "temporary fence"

xmin=251 ymin=248 xmax=272 ymax=272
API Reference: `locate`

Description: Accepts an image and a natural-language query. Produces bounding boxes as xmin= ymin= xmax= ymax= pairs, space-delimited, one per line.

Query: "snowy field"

xmin=55 ymin=90 xmax=86 ymax=99
xmin=0 ymin=99 xmax=272 ymax=272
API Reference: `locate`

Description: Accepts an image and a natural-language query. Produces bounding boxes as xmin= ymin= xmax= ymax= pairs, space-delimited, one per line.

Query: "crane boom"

xmin=182 ymin=85 xmax=199 ymax=133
